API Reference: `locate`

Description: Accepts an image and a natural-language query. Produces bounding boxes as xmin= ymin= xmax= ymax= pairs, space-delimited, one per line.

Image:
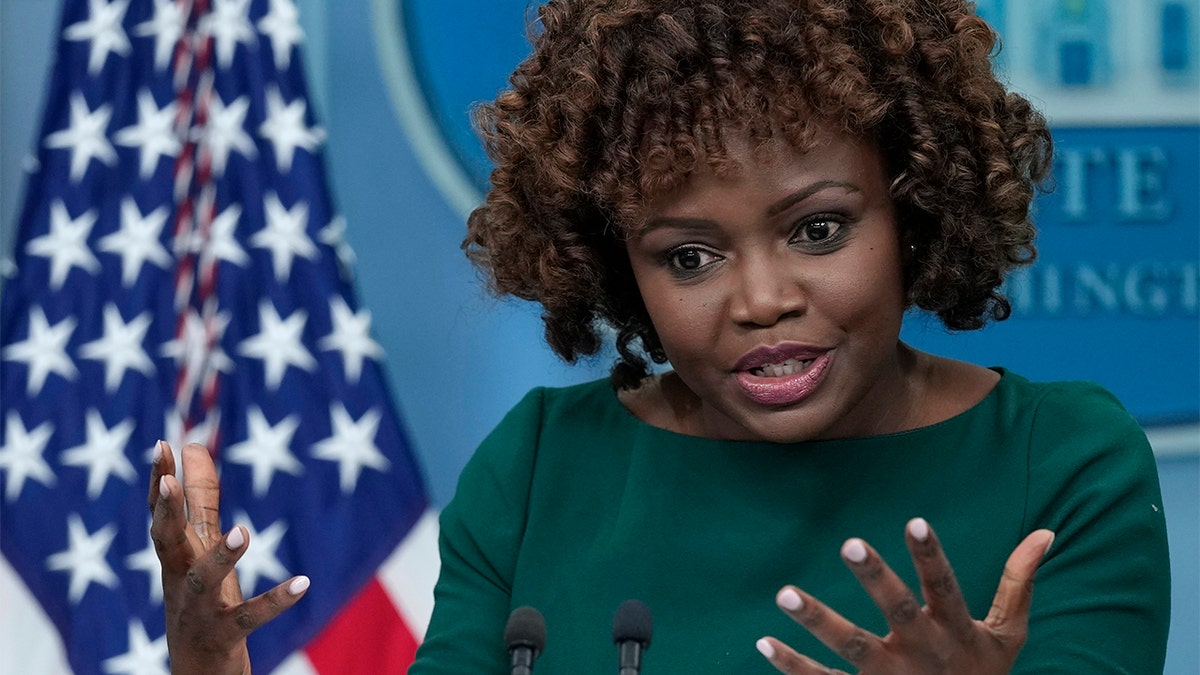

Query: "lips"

xmin=733 ymin=344 xmax=834 ymax=407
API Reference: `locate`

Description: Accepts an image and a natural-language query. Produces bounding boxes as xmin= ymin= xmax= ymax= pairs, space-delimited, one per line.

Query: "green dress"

xmin=410 ymin=369 xmax=1170 ymax=673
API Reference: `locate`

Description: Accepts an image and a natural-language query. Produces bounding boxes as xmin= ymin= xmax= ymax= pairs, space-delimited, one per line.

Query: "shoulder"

xmin=488 ymin=377 xmax=624 ymax=440
xmin=971 ymin=369 xmax=1136 ymax=432
xmin=998 ymin=370 xmax=1163 ymax=533
xmin=996 ymin=371 xmax=1145 ymax=444
xmin=460 ymin=378 xmax=624 ymax=481
xmin=439 ymin=378 xmax=618 ymax=545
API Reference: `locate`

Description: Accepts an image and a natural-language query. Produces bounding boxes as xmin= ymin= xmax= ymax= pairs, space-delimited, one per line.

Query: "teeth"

xmin=752 ymin=357 xmax=813 ymax=378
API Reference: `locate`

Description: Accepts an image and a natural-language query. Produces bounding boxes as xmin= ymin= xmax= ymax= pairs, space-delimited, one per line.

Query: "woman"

xmin=150 ymin=1 xmax=1170 ymax=672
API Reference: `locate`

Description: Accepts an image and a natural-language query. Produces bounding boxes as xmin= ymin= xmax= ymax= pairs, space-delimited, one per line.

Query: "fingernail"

xmin=152 ymin=441 xmax=164 ymax=464
xmin=908 ymin=517 xmax=930 ymax=542
xmin=226 ymin=526 xmax=245 ymax=550
xmin=1042 ymin=532 xmax=1056 ymax=557
xmin=288 ymin=576 xmax=310 ymax=595
xmin=756 ymin=637 xmax=775 ymax=659
xmin=843 ymin=538 xmax=868 ymax=564
xmin=158 ymin=476 xmax=170 ymax=499
xmin=777 ymin=587 xmax=803 ymax=611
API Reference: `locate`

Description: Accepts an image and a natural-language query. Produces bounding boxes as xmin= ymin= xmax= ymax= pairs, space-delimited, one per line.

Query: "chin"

xmin=713 ymin=402 xmax=841 ymax=444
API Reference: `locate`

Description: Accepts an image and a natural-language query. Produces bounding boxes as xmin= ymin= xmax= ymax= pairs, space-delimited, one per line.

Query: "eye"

xmin=667 ymin=246 xmax=721 ymax=273
xmin=796 ymin=219 xmax=839 ymax=242
xmin=789 ymin=214 xmax=849 ymax=250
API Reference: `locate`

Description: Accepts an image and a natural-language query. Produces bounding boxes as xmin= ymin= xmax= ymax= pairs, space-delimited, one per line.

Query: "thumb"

xmin=984 ymin=529 xmax=1055 ymax=636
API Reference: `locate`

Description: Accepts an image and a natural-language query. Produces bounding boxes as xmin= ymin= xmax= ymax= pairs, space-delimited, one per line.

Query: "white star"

xmin=46 ymin=514 xmax=120 ymax=604
xmin=319 ymin=296 xmax=383 ymax=384
xmin=114 ymin=89 xmax=180 ymax=179
xmin=250 ymin=192 xmax=317 ymax=282
xmin=98 ymin=197 xmax=172 ymax=286
xmin=45 ymin=92 xmax=117 ymax=182
xmin=125 ymin=519 xmax=164 ymax=605
xmin=257 ymin=0 xmax=304 ymax=71
xmin=193 ymin=93 xmax=255 ymax=176
xmin=102 ymin=619 xmax=169 ymax=675
xmin=224 ymin=407 xmax=303 ymax=497
xmin=79 ymin=304 xmax=156 ymax=391
xmin=60 ymin=409 xmax=137 ymax=499
xmin=0 ymin=412 xmax=56 ymax=502
xmin=232 ymin=511 xmax=289 ymax=597
xmin=311 ymin=404 xmax=389 ymax=493
xmin=199 ymin=203 xmax=249 ymax=268
xmin=2 ymin=307 xmax=79 ymax=396
xmin=64 ymin=0 xmax=132 ymax=75
xmin=26 ymin=201 xmax=102 ymax=288
xmin=237 ymin=301 xmax=316 ymax=390
xmin=318 ymin=216 xmax=356 ymax=279
xmin=201 ymin=0 xmax=256 ymax=70
xmin=160 ymin=302 xmax=233 ymax=412
xmin=133 ymin=0 xmax=186 ymax=72
xmin=258 ymin=86 xmax=324 ymax=173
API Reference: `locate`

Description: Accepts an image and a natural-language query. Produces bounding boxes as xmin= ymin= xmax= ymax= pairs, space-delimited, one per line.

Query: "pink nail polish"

xmin=226 ymin=526 xmax=245 ymax=550
xmin=843 ymin=538 xmax=868 ymax=564
xmin=908 ymin=517 xmax=930 ymax=542
xmin=777 ymin=588 xmax=803 ymax=611
xmin=288 ymin=576 xmax=310 ymax=595
xmin=152 ymin=441 xmax=164 ymax=464
xmin=756 ymin=638 xmax=775 ymax=659
xmin=158 ymin=476 xmax=170 ymax=499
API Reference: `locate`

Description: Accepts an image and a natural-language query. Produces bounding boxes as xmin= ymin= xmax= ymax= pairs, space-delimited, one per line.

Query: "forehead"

xmin=634 ymin=125 xmax=886 ymax=223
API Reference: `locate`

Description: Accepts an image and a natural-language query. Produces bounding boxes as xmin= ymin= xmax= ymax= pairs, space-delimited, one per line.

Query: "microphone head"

xmin=612 ymin=599 xmax=653 ymax=647
xmin=505 ymin=606 xmax=547 ymax=654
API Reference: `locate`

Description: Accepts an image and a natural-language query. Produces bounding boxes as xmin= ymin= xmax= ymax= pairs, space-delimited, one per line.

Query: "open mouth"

xmin=736 ymin=350 xmax=835 ymax=407
xmin=749 ymin=357 xmax=815 ymax=378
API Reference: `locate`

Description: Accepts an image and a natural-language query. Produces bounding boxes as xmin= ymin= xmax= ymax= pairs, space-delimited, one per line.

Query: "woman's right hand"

xmin=149 ymin=440 xmax=309 ymax=675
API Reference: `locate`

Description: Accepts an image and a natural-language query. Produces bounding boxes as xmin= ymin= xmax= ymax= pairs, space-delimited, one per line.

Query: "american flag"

xmin=0 ymin=1 xmax=439 ymax=673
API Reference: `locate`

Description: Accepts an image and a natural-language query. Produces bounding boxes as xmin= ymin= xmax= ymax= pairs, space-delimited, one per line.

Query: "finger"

xmin=147 ymin=439 xmax=175 ymax=512
xmin=774 ymin=586 xmax=882 ymax=669
xmin=756 ymin=636 xmax=851 ymax=675
xmin=984 ymin=529 xmax=1055 ymax=637
xmin=226 ymin=575 xmax=311 ymax=639
xmin=840 ymin=537 xmax=928 ymax=642
xmin=152 ymin=473 xmax=203 ymax=575
xmin=906 ymin=517 xmax=976 ymax=644
xmin=185 ymin=525 xmax=251 ymax=603
xmin=181 ymin=443 xmax=222 ymax=544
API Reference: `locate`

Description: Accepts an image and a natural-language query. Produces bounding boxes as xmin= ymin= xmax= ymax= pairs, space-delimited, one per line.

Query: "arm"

xmin=1014 ymin=383 xmax=1171 ymax=674
xmin=409 ymin=389 xmax=546 ymax=674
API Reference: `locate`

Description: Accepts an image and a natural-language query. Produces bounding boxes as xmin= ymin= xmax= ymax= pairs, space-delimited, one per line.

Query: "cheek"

xmin=642 ymin=290 xmax=723 ymax=357
xmin=817 ymin=249 xmax=905 ymax=325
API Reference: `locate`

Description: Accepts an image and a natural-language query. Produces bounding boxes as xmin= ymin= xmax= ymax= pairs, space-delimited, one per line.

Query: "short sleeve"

xmin=408 ymin=389 xmax=546 ymax=674
xmin=1014 ymin=383 xmax=1170 ymax=674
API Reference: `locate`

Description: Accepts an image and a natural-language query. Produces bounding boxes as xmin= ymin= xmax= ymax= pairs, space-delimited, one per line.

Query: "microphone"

xmin=505 ymin=606 xmax=546 ymax=675
xmin=613 ymin=599 xmax=653 ymax=675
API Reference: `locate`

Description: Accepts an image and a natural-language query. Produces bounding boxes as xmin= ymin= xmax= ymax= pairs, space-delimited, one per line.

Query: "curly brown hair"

xmin=464 ymin=0 xmax=1053 ymax=388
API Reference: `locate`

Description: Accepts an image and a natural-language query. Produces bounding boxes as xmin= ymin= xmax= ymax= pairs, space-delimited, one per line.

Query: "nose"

xmin=728 ymin=254 xmax=806 ymax=327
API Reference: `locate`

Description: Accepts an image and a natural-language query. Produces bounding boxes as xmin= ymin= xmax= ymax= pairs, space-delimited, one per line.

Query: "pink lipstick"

xmin=734 ymin=345 xmax=834 ymax=407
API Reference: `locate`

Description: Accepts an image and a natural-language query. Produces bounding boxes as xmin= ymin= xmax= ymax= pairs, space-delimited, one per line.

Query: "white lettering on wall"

xmin=1005 ymin=260 xmax=1200 ymax=316
xmin=1052 ymin=145 xmax=1175 ymax=222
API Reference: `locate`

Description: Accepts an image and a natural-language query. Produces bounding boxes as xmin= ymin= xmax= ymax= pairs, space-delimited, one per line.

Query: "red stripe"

xmin=305 ymin=578 xmax=420 ymax=674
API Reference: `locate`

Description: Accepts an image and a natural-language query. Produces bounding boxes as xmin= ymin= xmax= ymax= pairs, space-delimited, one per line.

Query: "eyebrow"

xmin=641 ymin=179 xmax=861 ymax=233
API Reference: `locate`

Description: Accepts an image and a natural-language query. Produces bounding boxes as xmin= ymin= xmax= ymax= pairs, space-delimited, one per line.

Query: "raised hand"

xmin=148 ymin=440 xmax=309 ymax=675
xmin=756 ymin=518 xmax=1054 ymax=674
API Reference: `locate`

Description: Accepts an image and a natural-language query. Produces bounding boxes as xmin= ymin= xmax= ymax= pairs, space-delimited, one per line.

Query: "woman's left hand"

xmin=756 ymin=519 xmax=1055 ymax=674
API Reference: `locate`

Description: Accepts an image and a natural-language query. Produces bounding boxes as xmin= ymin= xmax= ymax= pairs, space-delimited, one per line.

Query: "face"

xmin=625 ymin=126 xmax=910 ymax=443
